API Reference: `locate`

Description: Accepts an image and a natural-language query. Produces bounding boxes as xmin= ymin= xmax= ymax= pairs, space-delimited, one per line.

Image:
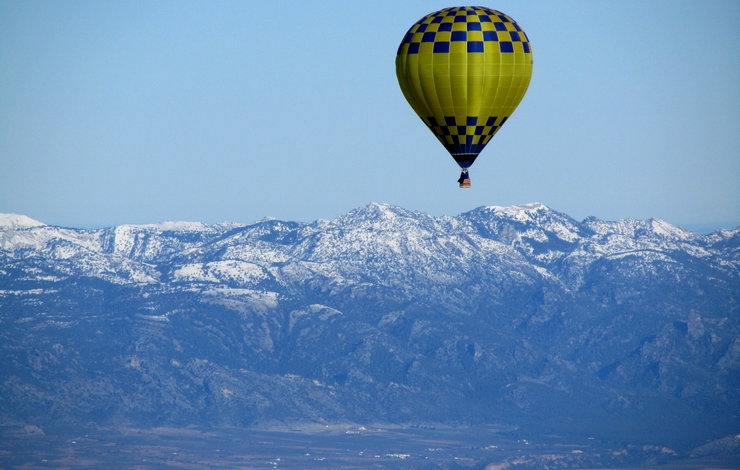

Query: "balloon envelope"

xmin=396 ymin=6 xmax=533 ymax=168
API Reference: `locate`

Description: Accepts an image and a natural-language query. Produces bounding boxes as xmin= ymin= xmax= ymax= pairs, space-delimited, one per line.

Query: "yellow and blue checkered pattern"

xmin=396 ymin=6 xmax=533 ymax=168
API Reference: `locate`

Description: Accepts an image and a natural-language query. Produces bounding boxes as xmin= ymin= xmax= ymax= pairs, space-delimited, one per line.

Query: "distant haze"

xmin=1 ymin=0 xmax=738 ymax=229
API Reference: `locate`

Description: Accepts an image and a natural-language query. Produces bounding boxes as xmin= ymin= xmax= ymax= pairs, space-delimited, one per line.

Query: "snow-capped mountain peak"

xmin=2 ymin=203 xmax=736 ymax=293
xmin=479 ymin=202 xmax=549 ymax=220
xmin=0 ymin=213 xmax=45 ymax=229
xmin=1 ymin=203 xmax=738 ymax=450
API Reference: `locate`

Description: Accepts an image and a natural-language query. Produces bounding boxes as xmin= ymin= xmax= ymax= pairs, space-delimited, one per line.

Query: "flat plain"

xmin=2 ymin=425 xmax=739 ymax=469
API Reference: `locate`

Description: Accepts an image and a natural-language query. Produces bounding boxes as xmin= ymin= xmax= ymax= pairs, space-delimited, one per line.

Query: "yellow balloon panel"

xmin=396 ymin=6 xmax=533 ymax=168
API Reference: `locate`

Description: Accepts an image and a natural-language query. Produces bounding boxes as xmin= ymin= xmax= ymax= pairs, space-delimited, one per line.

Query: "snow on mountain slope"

xmin=0 ymin=219 xmax=156 ymax=284
xmin=173 ymin=260 xmax=269 ymax=285
xmin=1 ymin=205 xmax=738 ymax=449
xmin=1 ymin=224 xmax=104 ymax=253
xmin=107 ymin=221 xmax=246 ymax=262
xmin=0 ymin=213 xmax=45 ymax=229
xmin=1 ymin=205 xmax=737 ymax=292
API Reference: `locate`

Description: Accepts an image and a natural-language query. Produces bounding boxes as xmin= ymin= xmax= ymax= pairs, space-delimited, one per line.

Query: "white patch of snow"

xmin=309 ymin=304 xmax=343 ymax=320
xmin=174 ymin=263 xmax=219 ymax=282
xmin=288 ymin=304 xmax=343 ymax=332
xmin=0 ymin=226 xmax=103 ymax=253
xmin=173 ymin=260 xmax=267 ymax=285
xmin=144 ymin=221 xmax=210 ymax=231
xmin=650 ymin=219 xmax=695 ymax=240
xmin=484 ymin=203 xmax=547 ymax=221
xmin=53 ymin=246 xmax=77 ymax=260
xmin=0 ymin=213 xmax=45 ymax=229
xmin=203 ymin=288 xmax=278 ymax=308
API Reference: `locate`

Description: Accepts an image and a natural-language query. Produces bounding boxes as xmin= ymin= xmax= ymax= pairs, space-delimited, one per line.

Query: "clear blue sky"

xmin=1 ymin=0 xmax=738 ymax=231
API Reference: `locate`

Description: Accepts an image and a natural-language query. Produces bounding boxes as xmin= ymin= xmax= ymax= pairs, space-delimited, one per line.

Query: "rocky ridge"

xmin=1 ymin=203 xmax=738 ymax=452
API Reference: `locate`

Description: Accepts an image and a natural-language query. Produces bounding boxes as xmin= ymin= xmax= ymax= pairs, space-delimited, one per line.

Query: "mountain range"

xmin=1 ymin=203 xmax=739 ymax=453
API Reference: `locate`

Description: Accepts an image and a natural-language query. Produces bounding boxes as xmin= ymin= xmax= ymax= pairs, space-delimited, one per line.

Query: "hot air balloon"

xmin=396 ymin=6 xmax=533 ymax=188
